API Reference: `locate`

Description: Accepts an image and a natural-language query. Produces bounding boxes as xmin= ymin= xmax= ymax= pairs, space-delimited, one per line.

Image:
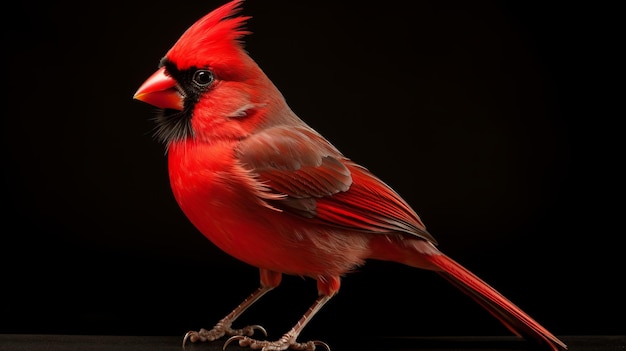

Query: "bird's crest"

xmin=166 ymin=0 xmax=251 ymax=71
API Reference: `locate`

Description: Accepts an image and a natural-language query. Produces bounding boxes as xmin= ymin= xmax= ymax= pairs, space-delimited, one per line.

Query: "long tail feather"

xmin=426 ymin=254 xmax=567 ymax=351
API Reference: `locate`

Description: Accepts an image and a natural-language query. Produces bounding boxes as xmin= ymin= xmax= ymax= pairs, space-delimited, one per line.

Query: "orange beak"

xmin=133 ymin=67 xmax=184 ymax=111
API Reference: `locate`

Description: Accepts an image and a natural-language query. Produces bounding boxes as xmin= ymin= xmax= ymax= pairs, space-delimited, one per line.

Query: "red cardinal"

xmin=133 ymin=1 xmax=567 ymax=351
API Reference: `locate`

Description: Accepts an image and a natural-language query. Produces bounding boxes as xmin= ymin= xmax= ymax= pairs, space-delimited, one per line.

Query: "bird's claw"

xmin=182 ymin=331 xmax=192 ymax=349
xmin=311 ymin=340 xmax=331 ymax=351
xmin=223 ymin=335 xmax=331 ymax=351
xmin=242 ymin=324 xmax=268 ymax=338
xmin=183 ymin=325 xmax=268 ymax=350
xmin=182 ymin=328 xmax=214 ymax=348
xmin=223 ymin=335 xmax=246 ymax=350
xmin=182 ymin=330 xmax=201 ymax=350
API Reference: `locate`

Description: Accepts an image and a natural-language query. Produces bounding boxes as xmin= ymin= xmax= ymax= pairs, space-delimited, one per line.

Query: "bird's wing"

xmin=236 ymin=126 xmax=436 ymax=243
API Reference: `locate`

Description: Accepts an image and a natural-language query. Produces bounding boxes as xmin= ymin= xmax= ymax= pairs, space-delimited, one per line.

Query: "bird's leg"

xmin=183 ymin=286 xmax=273 ymax=348
xmin=226 ymin=295 xmax=332 ymax=351
xmin=183 ymin=269 xmax=282 ymax=349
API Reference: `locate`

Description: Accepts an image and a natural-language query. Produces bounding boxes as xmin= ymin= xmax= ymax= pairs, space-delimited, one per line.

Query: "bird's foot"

xmin=224 ymin=335 xmax=330 ymax=351
xmin=182 ymin=322 xmax=267 ymax=348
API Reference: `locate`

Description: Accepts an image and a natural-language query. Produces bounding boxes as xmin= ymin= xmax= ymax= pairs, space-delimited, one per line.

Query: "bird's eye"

xmin=192 ymin=69 xmax=214 ymax=87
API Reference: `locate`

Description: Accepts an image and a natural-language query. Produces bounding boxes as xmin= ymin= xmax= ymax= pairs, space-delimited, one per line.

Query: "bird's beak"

xmin=133 ymin=67 xmax=184 ymax=111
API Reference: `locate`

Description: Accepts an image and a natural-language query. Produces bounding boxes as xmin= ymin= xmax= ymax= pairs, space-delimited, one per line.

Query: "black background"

xmin=2 ymin=0 xmax=623 ymax=343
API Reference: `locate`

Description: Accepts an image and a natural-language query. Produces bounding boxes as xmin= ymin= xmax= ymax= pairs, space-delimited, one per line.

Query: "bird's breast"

xmin=165 ymin=140 xmax=371 ymax=277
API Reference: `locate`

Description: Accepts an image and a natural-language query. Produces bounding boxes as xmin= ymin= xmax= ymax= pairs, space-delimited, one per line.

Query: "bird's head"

xmin=134 ymin=0 xmax=284 ymax=147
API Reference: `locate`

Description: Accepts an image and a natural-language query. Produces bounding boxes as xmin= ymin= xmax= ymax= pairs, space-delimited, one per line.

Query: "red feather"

xmin=166 ymin=0 xmax=251 ymax=72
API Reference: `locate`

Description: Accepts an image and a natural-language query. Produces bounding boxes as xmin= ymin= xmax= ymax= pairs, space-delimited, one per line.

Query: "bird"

xmin=133 ymin=1 xmax=567 ymax=350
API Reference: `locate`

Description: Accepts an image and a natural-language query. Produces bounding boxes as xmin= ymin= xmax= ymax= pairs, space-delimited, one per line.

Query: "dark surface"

xmin=1 ymin=334 xmax=624 ymax=351
xmin=1 ymin=0 xmax=623 ymax=341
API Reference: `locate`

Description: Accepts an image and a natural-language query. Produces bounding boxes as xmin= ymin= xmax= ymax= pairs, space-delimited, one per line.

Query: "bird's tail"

xmin=425 ymin=253 xmax=567 ymax=351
